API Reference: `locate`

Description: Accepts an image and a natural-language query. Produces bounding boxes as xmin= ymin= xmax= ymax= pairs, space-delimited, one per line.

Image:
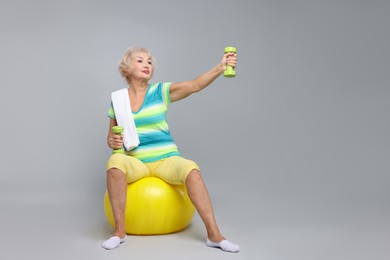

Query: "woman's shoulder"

xmin=111 ymin=87 xmax=128 ymax=95
xmin=150 ymin=82 xmax=172 ymax=87
xmin=148 ymin=82 xmax=172 ymax=92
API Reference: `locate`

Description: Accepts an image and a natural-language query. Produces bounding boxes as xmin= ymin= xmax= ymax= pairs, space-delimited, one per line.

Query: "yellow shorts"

xmin=106 ymin=154 xmax=200 ymax=185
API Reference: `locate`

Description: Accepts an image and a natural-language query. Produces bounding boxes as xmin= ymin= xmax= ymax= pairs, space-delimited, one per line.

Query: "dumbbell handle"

xmin=224 ymin=46 xmax=236 ymax=78
xmin=112 ymin=126 xmax=124 ymax=154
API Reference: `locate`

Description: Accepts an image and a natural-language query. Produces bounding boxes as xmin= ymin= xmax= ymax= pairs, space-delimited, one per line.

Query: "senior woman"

xmin=102 ymin=47 xmax=239 ymax=253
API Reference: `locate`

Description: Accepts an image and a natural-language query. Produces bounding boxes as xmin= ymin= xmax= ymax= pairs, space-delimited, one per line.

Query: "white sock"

xmin=101 ymin=235 xmax=127 ymax=250
xmin=207 ymin=239 xmax=240 ymax=253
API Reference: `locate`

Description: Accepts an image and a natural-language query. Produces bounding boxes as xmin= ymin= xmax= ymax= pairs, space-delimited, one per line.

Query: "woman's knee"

xmin=186 ymin=169 xmax=202 ymax=183
xmin=107 ymin=167 xmax=125 ymax=178
xmin=107 ymin=153 xmax=127 ymax=164
xmin=106 ymin=153 xmax=128 ymax=172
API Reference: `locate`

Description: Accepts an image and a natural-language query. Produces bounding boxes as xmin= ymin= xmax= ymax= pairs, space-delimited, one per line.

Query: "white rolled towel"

xmin=111 ymin=88 xmax=140 ymax=151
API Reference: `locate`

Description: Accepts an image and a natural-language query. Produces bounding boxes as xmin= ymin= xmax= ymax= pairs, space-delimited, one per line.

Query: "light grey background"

xmin=1 ymin=0 xmax=389 ymax=259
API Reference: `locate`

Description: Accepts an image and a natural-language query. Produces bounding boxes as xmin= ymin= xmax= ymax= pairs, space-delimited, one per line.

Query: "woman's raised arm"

xmin=169 ymin=52 xmax=237 ymax=102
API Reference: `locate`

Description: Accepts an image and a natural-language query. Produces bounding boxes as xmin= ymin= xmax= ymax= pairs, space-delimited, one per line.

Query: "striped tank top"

xmin=108 ymin=82 xmax=180 ymax=162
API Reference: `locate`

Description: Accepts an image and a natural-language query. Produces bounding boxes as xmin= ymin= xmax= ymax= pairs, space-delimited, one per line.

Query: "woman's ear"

xmin=123 ymin=63 xmax=132 ymax=76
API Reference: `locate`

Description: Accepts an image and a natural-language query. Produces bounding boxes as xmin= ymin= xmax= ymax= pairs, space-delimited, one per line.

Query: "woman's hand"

xmin=107 ymin=133 xmax=124 ymax=150
xmin=169 ymin=51 xmax=238 ymax=103
xmin=107 ymin=118 xmax=124 ymax=150
xmin=220 ymin=51 xmax=237 ymax=71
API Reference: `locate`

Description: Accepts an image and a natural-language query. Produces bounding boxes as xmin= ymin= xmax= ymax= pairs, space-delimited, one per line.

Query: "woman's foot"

xmin=101 ymin=235 xmax=127 ymax=250
xmin=206 ymin=238 xmax=240 ymax=253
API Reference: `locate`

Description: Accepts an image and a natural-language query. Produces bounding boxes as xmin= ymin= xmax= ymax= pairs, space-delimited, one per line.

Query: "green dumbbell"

xmin=224 ymin=46 xmax=237 ymax=78
xmin=112 ymin=126 xmax=124 ymax=154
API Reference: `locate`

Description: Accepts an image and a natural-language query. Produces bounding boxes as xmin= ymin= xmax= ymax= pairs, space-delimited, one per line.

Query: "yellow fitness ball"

xmin=103 ymin=177 xmax=195 ymax=235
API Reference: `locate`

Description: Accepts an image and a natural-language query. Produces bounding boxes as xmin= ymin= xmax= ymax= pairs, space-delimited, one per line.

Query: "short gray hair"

xmin=118 ymin=47 xmax=156 ymax=84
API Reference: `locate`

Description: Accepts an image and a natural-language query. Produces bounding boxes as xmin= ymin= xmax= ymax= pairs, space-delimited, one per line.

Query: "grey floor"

xmin=1 ymin=172 xmax=389 ymax=260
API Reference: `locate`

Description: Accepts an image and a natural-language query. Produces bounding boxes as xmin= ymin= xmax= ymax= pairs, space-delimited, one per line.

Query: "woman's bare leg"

xmin=185 ymin=169 xmax=225 ymax=242
xmin=186 ymin=169 xmax=239 ymax=252
xmin=101 ymin=168 xmax=128 ymax=250
xmin=106 ymin=168 xmax=127 ymax=238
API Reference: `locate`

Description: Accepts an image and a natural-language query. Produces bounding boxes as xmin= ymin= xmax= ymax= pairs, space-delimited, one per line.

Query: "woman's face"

xmin=128 ymin=52 xmax=153 ymax=80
